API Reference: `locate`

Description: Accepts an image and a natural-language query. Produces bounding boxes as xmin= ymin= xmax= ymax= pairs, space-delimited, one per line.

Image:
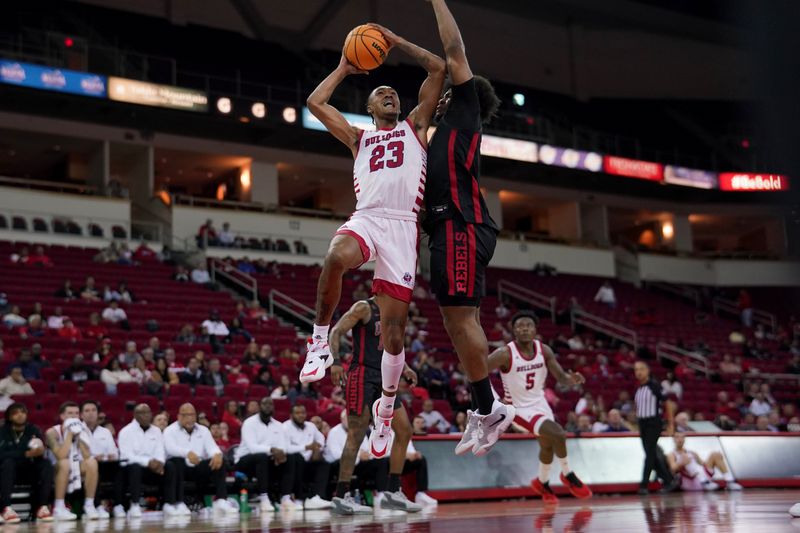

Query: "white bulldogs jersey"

xmin=500 ymin=340 xmax=548 ymax=409
xmin=353 ymin=118 xmax=426 ymax=219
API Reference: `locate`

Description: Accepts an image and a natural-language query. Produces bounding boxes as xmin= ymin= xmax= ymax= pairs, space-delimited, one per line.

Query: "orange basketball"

xmin=343 ymin=24 xmax=389 ymax=71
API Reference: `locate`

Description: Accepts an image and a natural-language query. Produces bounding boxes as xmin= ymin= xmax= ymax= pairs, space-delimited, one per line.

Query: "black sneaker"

xmin=637 ymin=487 xmax=650 ymax=495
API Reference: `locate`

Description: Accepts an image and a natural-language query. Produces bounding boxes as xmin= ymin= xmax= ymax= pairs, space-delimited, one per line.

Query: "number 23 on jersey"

xmin=369 ymin=141 xmax=404 ymax=172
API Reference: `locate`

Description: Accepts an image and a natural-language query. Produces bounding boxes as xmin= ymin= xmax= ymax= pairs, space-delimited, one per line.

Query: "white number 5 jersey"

xmin=500 ymin=340 xmax=548 ymax=409
xmin=353 ymin=118 xmax=426 ymax=219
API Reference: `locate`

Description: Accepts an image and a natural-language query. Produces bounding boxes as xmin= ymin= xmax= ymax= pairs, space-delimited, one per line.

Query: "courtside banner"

xmin=718 ymin=173 xmax=790 ymax=192
xmin=664 ymin=165 xmax=718 ymax=189
xmin=108 ymin=77 xmax=208 ymax=112
xmin=302 ymin=107 xmax=375 ymax=132
xmin=539 ymin=145 xmax=603 ymax=172
xmin=604 ymin=155 xmax=663 ymax=182
xmin=481 ymin=135 xmax=537 ymax=163
xmin=0 ymin=59 xmax=106 ymax=98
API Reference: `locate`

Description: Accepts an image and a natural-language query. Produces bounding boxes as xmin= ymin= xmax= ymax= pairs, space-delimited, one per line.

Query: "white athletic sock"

xmin=84 ymin=499 xmax=95 ymax=509
xmin=538 ymin=462 xmax=552 ymax=484
xmin=54 ymin=499 xmax=66 ymax=511
xmin=379 ymin=350 xmax=405 ymax=418
xmin=723 ymin=471 xmax=735 ymax=482
xmin=312 ymin=324 xmax=329 ymax=341
xmin=558 ymin=456 xmax=571 ymax=476
xmin=281 ymin=495 xmax=292 ymax=503
xmin=260 ymin=493 xmax=270 ymax=501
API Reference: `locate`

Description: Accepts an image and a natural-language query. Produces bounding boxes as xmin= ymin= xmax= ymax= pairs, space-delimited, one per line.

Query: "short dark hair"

xmin=444 ymin=75 xmax=501 ymax=125
xmin=80 ymin=400 xmax=100 ymax=412
xmin=5 ymin=402 xmax=28 ymax=421
xmin=59 ymin=401 xmax=79 ymax=414
xmin=511 ymin=311 xmax=539 ymax=327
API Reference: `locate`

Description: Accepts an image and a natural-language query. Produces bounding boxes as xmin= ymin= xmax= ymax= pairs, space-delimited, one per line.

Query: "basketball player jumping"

xmin=424 ymin=0 xmax=512 ymax=456
xmin=488 ymin=312 xmax=592 ymax=502
xmin=303 ymin=31 xmax=445 ymax=460
xmin=327 ymin=298 xmax=423 ymax=513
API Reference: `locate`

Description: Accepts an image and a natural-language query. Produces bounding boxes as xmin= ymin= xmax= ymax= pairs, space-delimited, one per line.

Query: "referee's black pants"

xmin=638 ymin=417 xmax=673 ymax=488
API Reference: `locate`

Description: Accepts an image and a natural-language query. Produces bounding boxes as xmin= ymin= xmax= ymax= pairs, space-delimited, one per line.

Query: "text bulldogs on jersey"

xmin=516 ymin=362 xmax=544 ymax=373
xmin=364 ymin=128 xmax=407 ymax=147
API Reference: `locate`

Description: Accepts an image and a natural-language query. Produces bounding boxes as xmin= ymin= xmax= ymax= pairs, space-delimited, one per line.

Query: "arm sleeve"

xmin=443 ymin=78 xmax=481 ymax=130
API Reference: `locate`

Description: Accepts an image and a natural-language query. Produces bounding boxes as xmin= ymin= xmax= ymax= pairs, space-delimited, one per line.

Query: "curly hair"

xmin=511 ymin=310 xmax=539 ymax=327
xmin=443 ymin=75 xmax=501 ymax=125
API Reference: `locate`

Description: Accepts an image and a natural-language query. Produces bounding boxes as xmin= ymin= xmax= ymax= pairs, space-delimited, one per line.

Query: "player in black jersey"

xmin=327 ymin=298 xmax=421 ymax=514
xmin=424 ymin=0 xmax=511 ymax=457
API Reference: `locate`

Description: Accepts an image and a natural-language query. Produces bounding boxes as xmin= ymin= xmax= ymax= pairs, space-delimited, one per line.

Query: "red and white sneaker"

xmin=560 ymin=472 xmax=593 ymax=499
xmin=531 ymin=478 xmax=559 ymax=503
xmin=300 ymin=335 xmax=333 ymax=383
xmin=369 ymin=399 xmax=393 ymax=458
xmin=2 ymin=506 xmax=21 ymax=524
xmin=36 ymin=506 xmax=54 ymax=522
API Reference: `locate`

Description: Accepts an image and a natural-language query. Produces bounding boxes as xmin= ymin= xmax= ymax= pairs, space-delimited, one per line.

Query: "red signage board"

xmin=718 ymin=173 xmax=790 ymax=191
xmin=603 ymin=156 xmax=664 ymax=182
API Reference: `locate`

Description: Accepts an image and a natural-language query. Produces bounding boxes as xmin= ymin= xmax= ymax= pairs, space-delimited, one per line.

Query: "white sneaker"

xmin=127 ymin=503 xmax=142 ymax=519
xmin=300 ymin=335 xmax=333 ymax=383
xmin=331 ymin=493 xmax=372 ymax=515
xmin=176 ymin=502 xmax=192 ymax=517
xmin=83 ymin=505 xmax=101 ymax=520
xmin=373 ymin=492 xmax=384 ymax=509
xmin=726 ymin=481 xmax=743 ymax=491
xmin=260 ymin=496 xmax=274 ymax=513
xmin=702 ymin=481 xmax=721 ymax=491
xmin=454 ymin=410 xmax=480 ymax=455
xmin=53 ymin=507 xmax=78 ymax=521
xmin=790 ymin=503 xmax=800 ymax=517
xmin=415 ymin=492 xmax=438 ymax=507
xmin=381 ymin=491 xmax=422 ymax=513
xmin=213 ymin=499 xmax=239 ymax=515
xmin=112 ymin=505 xmax=126 ymax=519
xmin=95 ymin=506 xmax=110 ymax=519
xmin=304 ymin=495 xmax=332 ymax=510
xmin=472 ymin=401 xmax=516 ymax=457
xmin=369 ymin=399 xmax=393 ymax=458
xmin=280 ymin=497 xmax=303 ymax=511
xmin=162 ymin=504 xmax=180 ymax=518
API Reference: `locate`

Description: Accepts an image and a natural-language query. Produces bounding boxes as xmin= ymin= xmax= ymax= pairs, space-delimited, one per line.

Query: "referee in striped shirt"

xmin=634 ymin=361 xmax=679 ymax=494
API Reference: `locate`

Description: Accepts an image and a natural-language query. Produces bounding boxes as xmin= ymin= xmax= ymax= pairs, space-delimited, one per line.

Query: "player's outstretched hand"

xmin=365 ymin=23 xmax=402 ymax=48
xmin=568 ymin=370 xmax=586 ymax=386
xmin=338 ymin=53 xmax=369 ymax=76
xmin=403 ymin=366 xmax=418 ymax=387
xmin=331 ymin=363 xmax=346 ymax=388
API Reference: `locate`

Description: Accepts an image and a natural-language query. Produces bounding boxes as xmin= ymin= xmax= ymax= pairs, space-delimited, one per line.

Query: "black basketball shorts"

xmin=346 ymin=366 xmax=402 ymax=416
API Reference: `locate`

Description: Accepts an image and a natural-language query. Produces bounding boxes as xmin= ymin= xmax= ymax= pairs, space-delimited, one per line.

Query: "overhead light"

xmin=216 ymin=97 xmax=232 ymax=114
xmin=251 ymin=102 xmax=266 ymax=119
xmin=240 ymin=168 xmax=251 ymax=188
xmin=662 ymin=221 xmax=674 ymax=239
xmin=512 ymin=93 xmax=525 ymax=106
xmin=216 ymin=184 xmax=227 ymax=201
xmin=282 ymin=106 xmax=297 ymax=124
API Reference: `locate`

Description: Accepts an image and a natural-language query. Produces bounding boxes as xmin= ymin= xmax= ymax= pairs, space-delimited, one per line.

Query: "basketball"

xmin=343 ymin=24 xmax=389 ymax=71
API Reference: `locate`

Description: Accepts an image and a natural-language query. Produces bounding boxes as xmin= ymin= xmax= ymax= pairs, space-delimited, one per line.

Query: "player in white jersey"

xmin=666 ymin=433 xmax=742 ymax=491
xmin=487 ymin=311 xmax=592 ymax=502
xmin=303 ymin=24 xmax=445 ymax=459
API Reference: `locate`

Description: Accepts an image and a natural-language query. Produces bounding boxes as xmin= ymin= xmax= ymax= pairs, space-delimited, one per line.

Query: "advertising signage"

xmin=664 ymin=165 xmax=718 ymax=189
xmin=0 ymin=59 xmax=106 ymax=98
xmin=302 ymin=107 xmax=375 ymax=132
xmin=108 ymin=77 xmax=208 ymax=112
xmin=603 ymin=156 xmax=664 ymax=182
xmin=539 ymin=145 xmax=602 ymax=172
xmin=718 ymin=173 xmax=790 ymax=192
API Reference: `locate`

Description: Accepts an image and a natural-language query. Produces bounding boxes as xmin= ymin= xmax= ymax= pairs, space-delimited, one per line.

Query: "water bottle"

xmin=353 ymin=489 xmax=362 ymax=505
xmin=239 ymin=489 xmax=251 ymax=514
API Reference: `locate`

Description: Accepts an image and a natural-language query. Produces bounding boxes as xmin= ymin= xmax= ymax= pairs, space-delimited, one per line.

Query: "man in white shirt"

xmin=201 ymin=311 xmax=229 ymax=354
xmin=80 ymin=401 xmax=123 ymax=516
xmin=418 ymin=399 xmax=450 ymax=434
xmin=594 ymin=281 xmax=617 ymax=308
xmin=749 ymin=392 xmax=773 ymax=417
xmin=218 ymin=223 xmax=235 ymax=247
xmin=163 ymin=403 xmax=237 ymax=516
xmin=233 ymin=398 xmax=292 ymax=512
xmin=101 ymin=301 xmax=128 ymax=324
xmin=47 ymin=307 xmax=65 ymax=329
xmin=117 ymin=404 xmax=167 ymax=518
xmin=283 ymin=404 xmax=331 ymax=510
xmin=191 ymin=267 xmax=212 ymax=285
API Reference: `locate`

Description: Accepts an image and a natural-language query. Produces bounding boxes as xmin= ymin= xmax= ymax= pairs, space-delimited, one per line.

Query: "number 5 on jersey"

xmin=526 ymin=372 xmax=536 ymax=390
xmin=370 ymin=141 xmax=405 ymax=172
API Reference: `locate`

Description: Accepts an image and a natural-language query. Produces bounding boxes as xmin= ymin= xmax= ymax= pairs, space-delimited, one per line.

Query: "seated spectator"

xmin=175 ymin=323 xmax=200 ymax=344
xmin=450 ymin=411 xmax=468 ymax=433
xmin=227 ymin=360 xmax=250 ymax=387
xmin=576 ymin=414 xmax=593 ymax=433
xmin=270 ymin=375 xmax=292 ymax=399
xmin=227 ymin=317 xmax=252 ymax=342
xmin=153 ymin=412 xmax=170 ymax=432
xmin=718 ymin=353 xmax=742 ymax=378
xmin=162 ymin=403 xmax=237 ymax=516
xmin=234 ymin=398 xmax=292 ymax=512
xmin=0 ymin=366 xmax=35 ymax=396
xmin=594 ymin=281 xmax=617 ymax=308
xmin=244 ymin=300 xmax=268 ymax=321
xmin=80 ymin=276 xmax=101 ymax=302
xmin=128 ymin=356 xmax=152 ymax=388
xmin=749 ymin=392 xmax=773 ymax=416
xmin=79 ymin=401 xmax=122 ymax=512
xmin=13 ymin=349 xmax=41 ymax=380
xmin=9 ymin=247 xmax=30 ymax=264
xmin=27 ymin=246 xmax=54 ymax=267
xmin=133 ymin=242 xmax=158 ymax=263
xmin=255 ymin=366 xmax=276 ymax=389
xmin=102 ymin=301 xmax=130 ymax=330
xmin=423 ymin=356 xmax=448 ymax=398
xmin=201 ymin=310 xmax=229 ymax=353
xmin=210 ymin=423 xmax=231 ymax=451
xmin=55 ymin=280 xmax=77 ymax=300
xmin=46 ymin=402 xmax=107 ymax=519
xmin=614 ymin=344 xmax=636 ymax=370
xmin=202 ymin=358 xmax=227 ymax=395
xmin=575 ymin=392 xmax=594 ymax=416
xmin=117 ymin=282 xmax=136 ymax=303
xmin=412 ymin=415 xmax=427 ymax=436
xmin=221 ymin=400 xmax=243 ymax=440
xmin=103 ymin=285 xmax=121 ymax=302
xmin=116 ymin=341 xmax=139 ymax=368
xmin=410 ymin=331 xmax=429 ymax=353
xmin=488 ymin=321 xmax=512 ymax=346
xmin=62 ymin=353 xmax=97 ymax=384
xmin=567 ymin=334 xmax=586 ymax=350
xmin=19 ymin=314 xmax=45 ymax=339
xmin=0 ymin=402 xmax=55 ymax=522
xmin=218 ymin=222 xmax=235 ymax=247
xmin=603 ymin=409 xmax=632 ymax=432
xmin=495 ymin=300 xmax=511 ymax=319
xmin=352 ymin=283 xmax=369 ymax=301
xmin=101 ymin=358 xmax=136 ymax=395
xmin=754 ymin=415 xmax=770 ymax=432
xmin=288 ymin=382 xmax=318 ymax=405
xmin=191 ymin=265 xmax=213 ymax=286
xmin=197 ymin=219 xmax=218 ymax=248
xmin=152 ymin=357 xmax=178 ymax=390
xmin=173 ymin=265 xmax=190 ymax=282
xmin=279 ymin=347 xmax=300 ymax=363
xmin=237 ymin=257 xmax=257 ymax=274
xmin=282 ymin=404 xmax=330 ymax=509
xmin=418 ymin=399 xmax=449 ymax=433
xmin=179 ymin=357 xmax=204 ymax=388
xmin=2 ymin=305 xmax=26 ymax=328
xmin=318 ymin=387 xmax=346 ymax=413
xmin=48 ymin=307 xmax=65 ymax=329
xmin=661 ymin=371 xmax=683 ymax=400
xmin=58 ymin=318 xmax=83 ymax=341
xmin=83 ymin=313 xmax=108 ymax=340
xmin=117 ymin=403 xmax=166 ymax=518
xmin=241 ymin=341 xmax=261 ymax=365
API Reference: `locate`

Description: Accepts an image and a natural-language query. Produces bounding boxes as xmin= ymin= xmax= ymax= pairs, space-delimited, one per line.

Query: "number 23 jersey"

xmin=353 ymin=118 xmax=427 ymax=219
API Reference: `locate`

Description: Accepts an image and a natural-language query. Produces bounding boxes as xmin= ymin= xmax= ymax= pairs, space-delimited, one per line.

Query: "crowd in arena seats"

xmin=195 ymin=220 xmax=308 ymax=254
